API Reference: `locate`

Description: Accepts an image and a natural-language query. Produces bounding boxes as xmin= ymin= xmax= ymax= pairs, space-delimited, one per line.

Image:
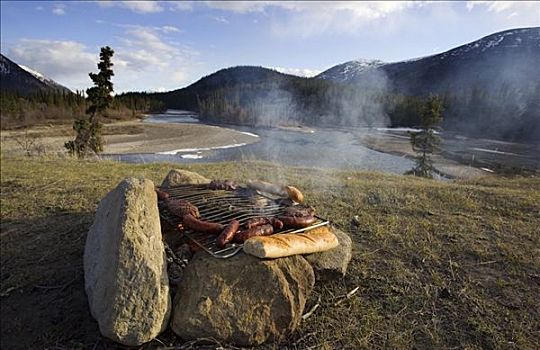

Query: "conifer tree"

xmin=65 ymin=46 xmax=114 ymax=157
xmin=407 ymin=95 xmax=444 ymax=178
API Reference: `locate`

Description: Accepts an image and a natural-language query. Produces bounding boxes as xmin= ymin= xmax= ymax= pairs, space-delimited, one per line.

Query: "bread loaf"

xmin=243 ymin=226 xmax=339 ymax=259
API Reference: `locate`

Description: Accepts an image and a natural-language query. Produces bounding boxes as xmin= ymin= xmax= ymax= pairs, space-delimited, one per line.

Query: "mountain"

xmin=316 ymin=27 xmax=540 ymax=94
xmin=0 ymin=53 xmax=71 ymax=95
xmin=155 ymin=66 xmax=301 ymax=111
xmin=318 ymin=27 xmax=540 ymax=142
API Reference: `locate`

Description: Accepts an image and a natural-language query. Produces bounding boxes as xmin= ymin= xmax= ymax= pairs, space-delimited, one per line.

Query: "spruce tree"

xmin=407 ymin=95 xmax=444 ymax=178
xmin=65 ymin=46 xmax=114 ymax=157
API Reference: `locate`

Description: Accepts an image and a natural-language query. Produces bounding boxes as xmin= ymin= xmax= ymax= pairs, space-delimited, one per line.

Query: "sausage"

xmin=269 ymin=218 xmax=284 ymax=230
xmin=233 ymin=224 xmax=274 ymax=243
xmin=284 ymin=206 xmax=315 ymax=217
xmin=167 ymin=199 xmax=200 ymax=218
xmin=277 ymin=215 xmax=317 ymax=229
xmin=216 ymin=220 xmax=240 ymax=248
xmin=208 ymin=179 xmax=238 ymax=191
xmin=155 ymin=188 xmax=170 ymax=201
xmin=245 ymin=217 xmax=284 ymax=231
xmin=182 ymin=214 xmax=224 ymax=235
xmin=245 ymin=217 xmax=270 ymax=229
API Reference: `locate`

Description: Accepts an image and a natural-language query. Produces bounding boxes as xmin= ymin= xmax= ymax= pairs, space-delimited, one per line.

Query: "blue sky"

xmin=1 ymin=1 xmax=539 ymax=93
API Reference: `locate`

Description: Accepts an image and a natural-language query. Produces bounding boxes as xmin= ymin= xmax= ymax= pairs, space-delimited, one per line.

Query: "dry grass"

xmin=1 ymin=155 xmax=539 ymax=349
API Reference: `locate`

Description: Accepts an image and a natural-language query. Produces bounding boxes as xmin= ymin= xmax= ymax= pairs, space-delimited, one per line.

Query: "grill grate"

xmin=158 ymin=184 xmax=329 ymax=258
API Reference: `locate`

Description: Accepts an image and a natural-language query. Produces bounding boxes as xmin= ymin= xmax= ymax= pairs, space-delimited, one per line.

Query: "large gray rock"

xmin=171 ymin=252 xmax=314 ymax=346
xmin=84 ymin=178 xmax=171 ymax=346
xmin=304 ymin=226 xmax=352 ymax=280
xmin=160 ymin=169 xmax=209 ymax=188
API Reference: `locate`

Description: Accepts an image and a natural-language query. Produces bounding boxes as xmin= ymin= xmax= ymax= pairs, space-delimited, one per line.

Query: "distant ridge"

xmin=0 ymin=53 xmax=71 ymax=95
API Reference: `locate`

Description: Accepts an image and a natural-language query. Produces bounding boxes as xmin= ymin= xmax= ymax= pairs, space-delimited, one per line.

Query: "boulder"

xmin=304 ymin=226 xmax=352 ymax=280
xmin=160 ymin=169 xmax=210 ymax=188
xmin=84 ymin=178 xmax=171 ymax=346
xmin=171 ymin=252 xmax=314 ymax=346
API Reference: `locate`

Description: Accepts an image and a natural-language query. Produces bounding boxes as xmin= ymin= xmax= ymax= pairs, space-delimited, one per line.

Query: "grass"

xmin=1 ymin=155 xmax=539 ymax=349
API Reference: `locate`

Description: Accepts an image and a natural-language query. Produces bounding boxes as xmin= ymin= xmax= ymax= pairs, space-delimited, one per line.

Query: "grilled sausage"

xmin=208 ymin=179 xmax=238 ymax=191
xmin=155 ymin=188 xmax=170 ymax=201
xmin=284 ymin=206 xmax=315 ymax=217
xmin=234 ymin=224 xmax=274 ymax=243
xmin=167 ymin=199 xmax=200 ymax=218
xmin=270 ymin=218 xmax=284 ymax=230
xmin=182 ymin=214 xmax=224 ymax=235
xmin=246 ymin=217 xmax=284 ymax=231
xmin=216 ymin=220 xmax=240 ymax=248
xmin=245 ymin=217 xmax=270 ymax=229
xmin=277 ymin=215 xmax=317 ymax=229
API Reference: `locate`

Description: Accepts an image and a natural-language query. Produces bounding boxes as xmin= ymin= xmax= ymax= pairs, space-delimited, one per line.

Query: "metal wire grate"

xmin=158 ymin=184 xmax=329 ymax=258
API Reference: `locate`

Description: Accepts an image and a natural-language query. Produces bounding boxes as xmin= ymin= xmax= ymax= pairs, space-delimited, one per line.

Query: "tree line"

xmin=189 ymin=75 xmax=539 ymax=144
xmin=194 ymin=79 xmax=428 ymax=129
xmin=0 ymin=86 xmax=165 ymax=130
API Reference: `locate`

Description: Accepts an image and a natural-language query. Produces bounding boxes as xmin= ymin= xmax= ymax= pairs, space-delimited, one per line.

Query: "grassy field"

xmin=1 ymin=155 xmax=539 ymax=349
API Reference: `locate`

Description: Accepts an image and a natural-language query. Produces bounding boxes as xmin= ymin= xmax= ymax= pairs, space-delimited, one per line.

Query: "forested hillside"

xmin=0 ymin=90 xmax=165 ymax=129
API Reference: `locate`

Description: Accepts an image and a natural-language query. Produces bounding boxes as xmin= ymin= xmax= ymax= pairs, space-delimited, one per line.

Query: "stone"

xmin=304 ymin=226 xmax=352 ymax=280
xmin=160 ymin=169 xmax=210 ymax=188
xmin=84 ymin=178 xmax=171 ymax=346
xmin=171 ymin=252 xmax=315 ymax=346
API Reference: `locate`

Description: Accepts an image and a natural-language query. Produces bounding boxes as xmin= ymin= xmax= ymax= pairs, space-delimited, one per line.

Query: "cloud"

xmin=272 ymin=67 xmax=322 ymax=77
xmin=200 ymin=1 xmax=429 ymax=37
xmin=52 ymin=4 xmax=66 ymax=16
xmin=466 ymin=1 xmax=521 ymax=12
xmin=112 ymin=25 xmax=201 ymax=91
xmin=159 ymin=25 xmax=180 ymax=33
xmin=170 ymin=2 xmax=193 ymax=11
xmin=98 ymin=1 xmax=163 ymax=14
xmin=465 ymin=1 xmax=540 ymax=16
xmin=5 ymin=26 xmax=201 ymax=93
xmin=214 ymin=16 xmax=230 ymax=24
xmin=7 ymin=39 xmax=96 ymax=88
xmin=464 ymin=1 xmax=540 ymax=26
xmin=203 ymin=1 xmax=269 ymax=13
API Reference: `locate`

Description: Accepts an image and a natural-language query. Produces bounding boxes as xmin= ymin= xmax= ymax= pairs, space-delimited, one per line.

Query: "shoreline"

xmin=358 ymin=133 xmax=487 ymax=179
xmin=0 ymin=119 xmax=260 ymax=157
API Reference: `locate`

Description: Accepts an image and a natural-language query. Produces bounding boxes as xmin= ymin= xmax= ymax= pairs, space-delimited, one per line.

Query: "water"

xmin=107 ymin=110 xmax=414 ymax=174
xmin=142 ymin=110 xmax=199 ymax=124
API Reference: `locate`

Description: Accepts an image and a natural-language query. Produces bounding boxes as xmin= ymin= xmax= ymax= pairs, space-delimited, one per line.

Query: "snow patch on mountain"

xmin=317 ymin=58 xmax=386 ymax=82
xmin=18 ymin=64 xmax=59 ymax=86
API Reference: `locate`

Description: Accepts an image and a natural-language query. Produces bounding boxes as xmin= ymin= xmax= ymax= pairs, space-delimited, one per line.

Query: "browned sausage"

xmin=283 ymin=206 xmax=315 ymax=217
xmin=216 ymin=220 xmax=240 ymax=248
xmin=182 ymin=214 xmax=224 ymax=235
xmin=155 ymin=188 xmax=170 ymax=201
xmin=167 ymin=199 xmax=200 ymax=218
xmin=277 ymin=215 xmax=317 ymax=228
xmin=233 ymin=224 xmax=274 ymax=243
xmin=269 ymin=218 xmax=284 ymax=230
xmin=245 ymin=217 xmax=284 ymax=230
xmin=245 ymin=217 xmax=270 ymax=229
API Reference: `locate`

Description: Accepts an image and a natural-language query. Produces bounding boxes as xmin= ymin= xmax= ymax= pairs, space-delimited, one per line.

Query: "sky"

xmin=1 ymin=1 xmax=539 ymax=93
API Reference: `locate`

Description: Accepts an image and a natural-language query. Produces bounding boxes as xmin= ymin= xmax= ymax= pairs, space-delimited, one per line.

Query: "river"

xmin=106 ymin=110 xmax=414 ymax=174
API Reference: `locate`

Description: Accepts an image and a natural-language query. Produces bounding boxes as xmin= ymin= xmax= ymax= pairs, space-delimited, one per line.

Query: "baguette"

xmin=243 ymin=226 xmax=338 ymax=259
